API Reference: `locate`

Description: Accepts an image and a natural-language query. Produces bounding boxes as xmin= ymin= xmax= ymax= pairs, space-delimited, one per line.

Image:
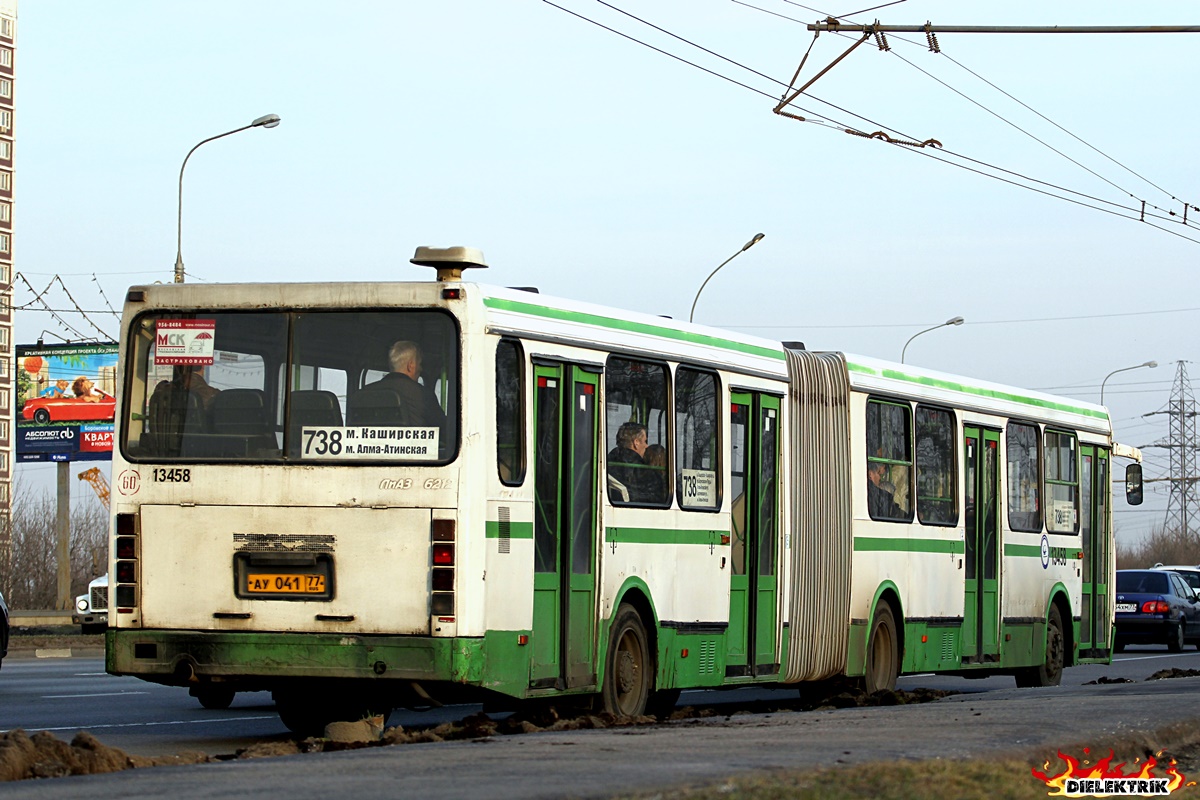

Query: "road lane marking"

xmin=73 ymin=672 xmax=110 ymax=676
xmin=42 ymin=692 xmax=150 ymax=699
xmin=3 ymin=715 xmax=277 ymax=734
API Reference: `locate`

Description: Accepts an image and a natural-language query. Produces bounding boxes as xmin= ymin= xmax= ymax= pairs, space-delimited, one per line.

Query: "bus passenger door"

xmin=962 ymin=426 xmax=1001 ymax=663
xmin=530 ymin=363 xmax=599 ymax=690
xmin=727 ymin=392 xmax=781 ymax=677
xmin=1078 ymin=445 xmax=1110 ymax=658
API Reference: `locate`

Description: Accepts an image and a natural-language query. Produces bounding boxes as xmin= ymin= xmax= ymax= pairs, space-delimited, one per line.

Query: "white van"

xmin=73 ymin=574 xmax=109 ymax=634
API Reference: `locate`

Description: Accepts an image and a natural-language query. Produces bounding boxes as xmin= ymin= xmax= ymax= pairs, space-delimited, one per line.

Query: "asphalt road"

xmin=1 ymin=646 xmax=1198 ymax=798
xmin=4 ymin=645 xmax=1198 ymax=756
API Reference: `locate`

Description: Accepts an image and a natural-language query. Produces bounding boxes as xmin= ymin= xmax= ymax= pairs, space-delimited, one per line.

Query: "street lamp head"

xmin=252 ymin=113 xmax=282 ymax=129
xmin=742 ymin=233 xmax=765 ymax=252
xmin=1146 ymin=360 xmax=1158 ymax=369
xmin=946 ymin=316 xmax=965 ymax=326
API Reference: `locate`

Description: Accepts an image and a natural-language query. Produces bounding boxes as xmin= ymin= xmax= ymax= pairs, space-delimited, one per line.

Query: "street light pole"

xmin=688 ymin=233 xmax=765 ymax=323
xmin=174 ymin=113 xmax=281 ymax=283
xmin=900 ymin=316 xmax=964 ymax=364
xmin=1100 ymin=360 xmax=1157 ymax=406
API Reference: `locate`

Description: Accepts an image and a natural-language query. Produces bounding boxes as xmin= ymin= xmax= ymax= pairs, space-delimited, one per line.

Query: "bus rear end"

xmin=107 ymin=275 xmax=478 ymax=733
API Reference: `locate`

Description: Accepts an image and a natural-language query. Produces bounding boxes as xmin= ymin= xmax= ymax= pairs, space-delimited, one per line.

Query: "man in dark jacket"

xmin=364 ymin=340 xmax=447 ymax=430
xmin=608 ymin=421 xmax=657 ymax=503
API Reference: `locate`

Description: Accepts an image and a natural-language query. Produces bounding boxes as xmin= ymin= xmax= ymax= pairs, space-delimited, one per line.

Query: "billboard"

xmin=15 ymin=342 xmax=120 ymax=462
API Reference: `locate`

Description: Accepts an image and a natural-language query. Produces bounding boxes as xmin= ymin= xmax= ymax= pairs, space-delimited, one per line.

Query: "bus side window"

xmin=675 ymin=367 xmax=720 ymax=511
xmin=1006 ymin=422 xmax=1042 ymax=532
xmin=866 ymin=398 xmax=914 ymax=522
xmin=496 ymin=340 xmax=525 ymax=485
xmin=604 ymin=356 xmax=670 ymax=507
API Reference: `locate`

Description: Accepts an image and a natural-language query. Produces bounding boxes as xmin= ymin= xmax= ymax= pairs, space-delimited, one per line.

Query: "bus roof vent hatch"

xmin=411 ymin=246 xmax=489 ymax=282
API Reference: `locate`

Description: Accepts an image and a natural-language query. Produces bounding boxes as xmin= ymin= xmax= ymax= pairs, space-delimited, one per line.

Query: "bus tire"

xmin=273 ymin=688 xmax=391 ymax=737
xmin=645 ymin=688 xmax=681 ymax=719
xmin=1016 ymin=605 xmax=1064 ymax=688
xmin=601 ymin=603 xmax=652 ymax=718
xmin=194 ymin=686 xmax=236 ymax=710
xmin=864 ymin=602 xmax=899 ymax=693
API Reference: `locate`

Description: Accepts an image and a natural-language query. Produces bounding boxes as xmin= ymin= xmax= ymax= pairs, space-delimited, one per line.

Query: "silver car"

xmin=1153 ymin=563 xmax=1200 ymax=597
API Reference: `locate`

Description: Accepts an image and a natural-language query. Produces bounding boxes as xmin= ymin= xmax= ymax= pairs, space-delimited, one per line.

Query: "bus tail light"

xmin=431 ymin=518 xmax=455 ymax=618
xmin=115 ymin=512 xmax=140 ymax=613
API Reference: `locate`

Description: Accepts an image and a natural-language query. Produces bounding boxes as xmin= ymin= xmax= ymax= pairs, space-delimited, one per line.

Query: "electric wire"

xmin=15 ymin=273 xmax=96 ymax=343
xmin=91 ymin=274 xmax=122 ymax=320
xmin=55 ymin=276 xmax=116 ymax=341
xmin=769 ymin=0 xmax=1193 ymax=216
xmin=546 ymin=1 xmax=1200 ymax=246
xmin=719 ymin=303 xmax=1200 ymax=330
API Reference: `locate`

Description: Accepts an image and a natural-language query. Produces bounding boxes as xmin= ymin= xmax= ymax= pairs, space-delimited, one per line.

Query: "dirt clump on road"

xmin=1146 ymin=667 xmax=1200 ymax=680
xmin=0 ymin=729 xmax=210 ymax=781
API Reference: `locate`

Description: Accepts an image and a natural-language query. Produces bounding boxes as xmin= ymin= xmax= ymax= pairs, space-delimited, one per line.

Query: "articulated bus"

xmin=106 ymin=247 xmax=1143 ymax=732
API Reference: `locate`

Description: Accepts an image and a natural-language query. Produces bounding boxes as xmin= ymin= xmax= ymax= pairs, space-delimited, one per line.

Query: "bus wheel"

xmin=273 ymin=689 xmax=391 ymax=737
xmin=601 ymin=604 xmax=651 ymax=717
xmin=1016 ymin=605 xmax=1064 ymax=688
xmin=864 ymin=602 xmax=898 ymax=693
xmin=194 ymin=686 xmax=236 ymax=710
xmin=646 ymin=688 xmax=681 ymax=718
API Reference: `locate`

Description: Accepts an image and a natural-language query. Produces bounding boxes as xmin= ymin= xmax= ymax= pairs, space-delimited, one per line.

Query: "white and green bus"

xmin=105 ymin=247 xmax=1143 ymax=732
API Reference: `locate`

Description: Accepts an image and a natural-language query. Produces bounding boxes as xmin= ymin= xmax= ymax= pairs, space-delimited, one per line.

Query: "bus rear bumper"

xmin=106 ymin=628 xmax=485 ymax=686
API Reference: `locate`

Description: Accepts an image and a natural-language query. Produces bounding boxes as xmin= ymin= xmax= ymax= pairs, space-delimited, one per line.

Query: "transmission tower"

xmin=1143 ymin=361 xmax=1200 ymax=539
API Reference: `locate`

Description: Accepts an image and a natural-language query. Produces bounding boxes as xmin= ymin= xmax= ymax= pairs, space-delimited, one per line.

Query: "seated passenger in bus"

xmin=644 ymin=443 xmax=667 ymax=498
xmin=607 ymin=422 xmax=658 ymax=503
xmin=361 ymin=340 xmax=447 ymax=430
xmin=867 ymin=461 xmax=903 ymax=520
xmin=145 ymin=365 xmax=219 ymax=454
xmin=152 ymin=365 xmax=219 ymax=409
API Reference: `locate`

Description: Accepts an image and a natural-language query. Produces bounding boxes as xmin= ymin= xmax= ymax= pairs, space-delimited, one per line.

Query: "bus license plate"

xmin=246 ymin=573 xmax=327 ymax=594
xmin=1116 ymin=603 xmax=1137 ymax=613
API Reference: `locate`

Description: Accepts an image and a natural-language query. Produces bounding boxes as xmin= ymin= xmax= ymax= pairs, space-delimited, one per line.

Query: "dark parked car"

xmin=0 ymin=589 xmax=9 ymax=670
xmin=1115 ymin=569 xmax=1200 ymax=652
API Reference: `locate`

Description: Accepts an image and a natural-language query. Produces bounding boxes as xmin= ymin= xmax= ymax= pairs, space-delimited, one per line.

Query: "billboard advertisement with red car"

xmin=16 ymin=342 xmax=119 ymax=462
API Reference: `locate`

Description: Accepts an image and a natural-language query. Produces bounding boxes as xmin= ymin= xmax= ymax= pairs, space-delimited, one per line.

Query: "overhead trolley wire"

xmin=545 ymin=0 xmax=1200 ymax=245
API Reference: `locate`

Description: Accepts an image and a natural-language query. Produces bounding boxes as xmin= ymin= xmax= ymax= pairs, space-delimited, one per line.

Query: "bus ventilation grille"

xmin=698 ymin=639 xmax=717 ymax=675
xmin=941 ymin=632 xmax=956 ymax=663
xmin=498 ymin=507 xmax=511 ymax=554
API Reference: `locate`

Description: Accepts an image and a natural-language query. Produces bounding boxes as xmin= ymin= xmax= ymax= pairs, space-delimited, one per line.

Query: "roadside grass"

xmin=614 ymin=721 xmax=1200 ymax=800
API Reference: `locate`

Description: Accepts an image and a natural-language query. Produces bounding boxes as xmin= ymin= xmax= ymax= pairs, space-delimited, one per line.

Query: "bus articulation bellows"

xmin=105 ymin=246 xmax=1143 ymax=733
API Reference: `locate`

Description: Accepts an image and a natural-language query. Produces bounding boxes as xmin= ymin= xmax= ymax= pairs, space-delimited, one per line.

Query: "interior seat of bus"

xmin=346 ymin=387 xmax=404 ymax=427
xmin=287 ymin=390 xmax=344 ymax=456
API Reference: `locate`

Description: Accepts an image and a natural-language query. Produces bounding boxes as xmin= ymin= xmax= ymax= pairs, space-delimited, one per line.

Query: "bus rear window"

xmin=122 ymin=310 xmax=459 ymax=463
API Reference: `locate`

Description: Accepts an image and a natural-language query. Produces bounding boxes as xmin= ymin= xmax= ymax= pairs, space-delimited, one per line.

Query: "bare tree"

xmin=0 ymin=478 xmax=109 ymax=610
xmin=1116 ymin=524 xmax=1200 ymax=570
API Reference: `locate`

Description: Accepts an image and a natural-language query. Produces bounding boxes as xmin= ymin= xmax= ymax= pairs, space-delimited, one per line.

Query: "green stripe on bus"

xmin=485 ymin=520 xmax=534 ymax=539
xmin=1005 ymin=543 xmax=1043 ymax=558
xmin=483 ymin=296 xmax=787 ymax=361
xmin=606 ymin=527 xmax=724 ymax=546
xmin=846 ymin=362 xmax=1108 ymax=421
xmin=853 ymin=537 xmax=965 ymax=555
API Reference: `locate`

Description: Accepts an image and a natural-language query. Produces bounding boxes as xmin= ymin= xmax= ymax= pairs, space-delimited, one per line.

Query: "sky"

xmin=11 ymin=1 xmax=1200 ymax=544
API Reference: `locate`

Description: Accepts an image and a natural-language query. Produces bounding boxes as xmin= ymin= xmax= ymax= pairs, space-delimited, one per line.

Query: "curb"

xmin=5 ymin=647 xmax=106 ymax=660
